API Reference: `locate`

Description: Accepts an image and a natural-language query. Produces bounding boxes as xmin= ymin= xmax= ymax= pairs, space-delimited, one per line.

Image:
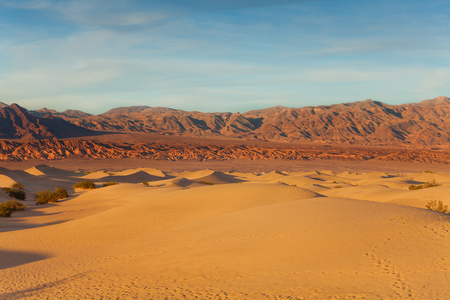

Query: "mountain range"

xmin=0 ymin=96 xmax=449 ymax=149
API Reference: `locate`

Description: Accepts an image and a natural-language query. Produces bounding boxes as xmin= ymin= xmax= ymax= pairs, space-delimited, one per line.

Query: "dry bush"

xmin=36 ymin=188 xmax=69 ymax=204
xmin=409 ymin=179 xmax=440 ymax=190
xmin=198 ymin=181 xmax=214 ymax=185
xmin=35 ymin=190 xmax=55 ymax=204
xmin=102 ymin=181 xmax=117 ymax=187
xmin=53 ymin=188 xmax=69 ymax=200
xmin=425 ymin=200 xmax=448 ymax=214
xmin=73 ymin=180 xmax=96 ymax=189
xmin=0 ymin=199 xmax=26 ymax=217
xmin=0 ymin=205 xmax=12 ymax=217
xmin=2 ymin=182 xmax=26 ymax=200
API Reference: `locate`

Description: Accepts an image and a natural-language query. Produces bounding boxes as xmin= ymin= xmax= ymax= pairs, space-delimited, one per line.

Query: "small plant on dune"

xmin=142 ymin=181 xmax=149 ymax=186
xmin=35 ymin=188 xmax=69 ymax=204
xmin=2 ymin=199 xmax=26 ymax=212
xmin=198 ymin=181 xmax=214 ymax=185
xmin=2 ymin=182 xmax=26 ymax=200
xmin=422 ymin=179 xmax=440 ymax=188
xmin=409 ymin=184 xmax=423 ymax=190
xmin=425 ymin=200 xmax=448 ymax=214
xmin=102 ymin=181 xmax=117 ymax=187
xmin=334 ymin=185 xmax=343 ymax=189
xmin=0 ymin=199 xmax=26 ymax=217
xmin=53 ymin=188 xmax=69 ymax=201
xmin=11 ymin=182 xmax=25 ymax=190
xmin=409 ymin=179 xmax=440 ymax=190
xmin=35 ymin=190 xmax=55 ymax=204
xmin=0 ymin=205 xmax=12 ymax=217
xmin=73 ymin=180 xmax=96 ymax=189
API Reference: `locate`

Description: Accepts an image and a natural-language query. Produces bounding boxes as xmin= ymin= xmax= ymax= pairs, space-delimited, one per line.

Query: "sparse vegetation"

xmin=2 ymin=199 xmax=26 ymax=212
xmin=425 ymin=200 xmax=448 ymax=214
xmin=334 ymin=185 xmax=343 ymax=188
xmin=53 ymin=188 xmax=69 ymax=200
xmin=198 ymin=181 xmax=214 ymax=185
xmin=0 ymin=199 xmax=26 ymax=217
xmin=409 ymin=179 xmax=440 ymax=190
xmin=0 ymin=205 xmax=12 ymax=217
xmin=35 ymin=188 xmax=69 ymax=204
xmin=2 ymin=182 xmax=26 ymax=200
xmin=102 ymin=181 xmax=117 ymax=187
xmin=73 ymin=180 xmax=96 ymax=189
xmin=11 ymin=182 xmax=25 ymax=190
xmin=142 ymin=181 xmax=149 ymax=186
xmin=35 ymin=190 xmax=55 ymax=204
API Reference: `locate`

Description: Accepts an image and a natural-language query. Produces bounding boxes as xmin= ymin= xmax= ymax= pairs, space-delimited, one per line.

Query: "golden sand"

xmin=0 ymin=165 xmax=449 ymax=299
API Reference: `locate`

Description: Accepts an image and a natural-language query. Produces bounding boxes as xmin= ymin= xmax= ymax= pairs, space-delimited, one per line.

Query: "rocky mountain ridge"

xmin=0 ymin=96 xmax=448 ymax=149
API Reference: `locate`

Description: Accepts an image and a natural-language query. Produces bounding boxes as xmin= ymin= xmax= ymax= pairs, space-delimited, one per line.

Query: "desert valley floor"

xmin=0 ymin=160 xmax=449 ymax=299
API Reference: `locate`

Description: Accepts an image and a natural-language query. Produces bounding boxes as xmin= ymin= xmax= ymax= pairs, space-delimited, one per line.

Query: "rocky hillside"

xmin=0 ymin=138 xmax=448 ymax=163
xmin=27 ymin=96 xmax=449 ymax=148
xmin=0 ymin=103 xmax=95 ymax=139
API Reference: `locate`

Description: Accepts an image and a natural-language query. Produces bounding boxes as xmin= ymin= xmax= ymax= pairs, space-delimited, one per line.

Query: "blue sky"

xmin=0 ymin=0 xmax=449 ymax=113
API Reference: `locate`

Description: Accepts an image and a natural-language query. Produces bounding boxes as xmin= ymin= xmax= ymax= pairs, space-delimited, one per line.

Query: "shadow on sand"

xmin=0 ymin=249 xmax=49 ymax=270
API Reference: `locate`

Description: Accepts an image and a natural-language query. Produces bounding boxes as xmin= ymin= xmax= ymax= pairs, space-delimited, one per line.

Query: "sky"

xmin=0 ymin=0 xmax=449 ymax=114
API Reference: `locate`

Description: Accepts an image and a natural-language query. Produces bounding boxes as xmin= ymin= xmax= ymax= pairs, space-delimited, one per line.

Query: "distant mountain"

xmin=6 ymin=96 xmax=450 ymax=148
xmin=0 ymin=103 xmax=95 ymax=139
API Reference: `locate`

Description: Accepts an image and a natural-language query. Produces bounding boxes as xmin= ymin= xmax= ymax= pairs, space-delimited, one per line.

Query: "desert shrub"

xmin=11 ymin=182 xmax=25 ymax=190
xmin=422 ymin=179 xmax=440 ymax=188
xmin=102 ymin=181 xmax=117 ymax=187
xmin=425 ymin=200 xmax=448 ymax=214
xmin=198 ymin=181 xmax=214 ymax=185
xmin=35 ymin=188 xmax=68 ymax=204
xmin=409 ymin=179 xmax=440 ymax=190
xmin=2 ymin=199 xmax=26 ymax=212
xmin=53 ymin=188 xmax=69 ymax=200
xmin=73 ymin=180 xmax=96 ymax=189
xmin=0 ymin=205 xmax=12 ymax=217
xmin=334 ymin=185 xmax=343 ymax=188
xmin=35 ymin=190 xmax=55 ymax=204
xmin=142 ymin=181 xmax=149 ymax=186
xmin=0 ymin=199 xmax=26 ymax=217
xmin=1 ymin=187 xmax=26 ymax=200
xmin=408 ymin=184 xmax=423 ymax=190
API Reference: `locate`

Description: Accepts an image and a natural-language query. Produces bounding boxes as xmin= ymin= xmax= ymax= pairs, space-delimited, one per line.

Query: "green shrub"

xmin=53 ymin=188 xmax=69 ymax=200
xmin=35 ymin=190 xmax=55 ymax=204
xmin=2 ymin=199 xmax=26 ymax=212
xmin=73 ymin=180 xmax=96 ymax=189
xmin=0 ymin=205 xmax=12 ymax=217
xmin=425 ymin=200 xmax=448 ymax=214
xmin=102 ymin=181 xmax=117 ymax=187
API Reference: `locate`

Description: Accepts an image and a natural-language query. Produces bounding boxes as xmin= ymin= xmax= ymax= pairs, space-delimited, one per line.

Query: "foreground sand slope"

xmin=0 ymin=166 xmax=449 ymax=299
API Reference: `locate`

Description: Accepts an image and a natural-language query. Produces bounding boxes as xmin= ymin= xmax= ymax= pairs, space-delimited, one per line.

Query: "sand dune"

xmin=0 ymin=165 xmax=449 ymax=299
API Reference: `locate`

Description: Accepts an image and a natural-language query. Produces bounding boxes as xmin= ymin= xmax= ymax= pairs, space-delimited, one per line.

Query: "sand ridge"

xmin=0 ymin=165 xmax=449 ymax=299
